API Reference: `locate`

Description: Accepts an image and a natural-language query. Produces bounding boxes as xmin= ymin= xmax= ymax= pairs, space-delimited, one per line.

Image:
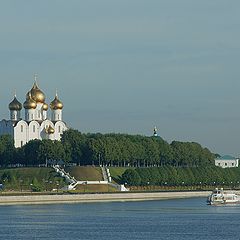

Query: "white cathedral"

xmin=0 ymin=77 xmax=68 ymax=148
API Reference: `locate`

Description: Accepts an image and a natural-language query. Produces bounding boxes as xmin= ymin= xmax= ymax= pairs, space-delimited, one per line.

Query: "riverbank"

xmin=0 ymin=191 xmax=211 ymax=205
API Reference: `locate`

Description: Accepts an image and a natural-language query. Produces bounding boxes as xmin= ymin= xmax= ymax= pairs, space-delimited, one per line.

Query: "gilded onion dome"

xmin=46 ymin=125 xmax=55 ymax=134
xmin=42 ymin=103 xmax=48 ymax=111
xmin=23 ymin=92 xmax=37 ymax=109
xmin=9 ymin=95 xmax=22 ymax=111
xmin=30 ymin=82 xmax=46 ymax=103
xmin=50 ymin=94 xmax=63 ymax=110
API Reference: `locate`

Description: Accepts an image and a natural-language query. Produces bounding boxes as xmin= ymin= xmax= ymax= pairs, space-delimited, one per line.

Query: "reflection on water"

xmin=0 ymin=197 xmax=240 ymax=240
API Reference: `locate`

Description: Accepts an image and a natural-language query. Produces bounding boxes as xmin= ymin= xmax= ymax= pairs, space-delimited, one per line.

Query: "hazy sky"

xmin=0 ymin=0 xmax=240 ymax=155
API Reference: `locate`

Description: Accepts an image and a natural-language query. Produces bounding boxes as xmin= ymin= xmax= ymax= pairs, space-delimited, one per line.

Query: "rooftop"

xmin=216 ymin=155 xmax=238 ymax=160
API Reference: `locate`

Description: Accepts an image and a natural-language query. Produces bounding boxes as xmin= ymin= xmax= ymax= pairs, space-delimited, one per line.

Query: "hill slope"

xmin=65 ymin=166 xmax=103 ymax=181
xmin=0 ymin=167 xmax=64 ymax=191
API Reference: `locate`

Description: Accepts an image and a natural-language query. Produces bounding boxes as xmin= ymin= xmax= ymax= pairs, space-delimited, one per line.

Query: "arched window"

xmin=21 ymin=125 xmax=23 ymax=132
xmin=33 ymin=125 xmax=36 ymax=133
xmin=58 ymin=126 xmax=61 ymax=133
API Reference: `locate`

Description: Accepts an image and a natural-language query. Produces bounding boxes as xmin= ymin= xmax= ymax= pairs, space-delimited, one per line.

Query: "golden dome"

xmin=23 ymin=92 xmax=37 ymax=109
xmin=30 ymin=82 xmax=46 ymax=103
xmin=25 ymin=91 xmax=31 ymax=100
xmin=42 ymin=103 xmax=48 ymax=111
xmin=9 ymin=96 xmax=22 ymax=111
xmin=50 ymin=94 xmax=63 ymax=110
xmin=46 ymin=125 xmax=55 ymax=134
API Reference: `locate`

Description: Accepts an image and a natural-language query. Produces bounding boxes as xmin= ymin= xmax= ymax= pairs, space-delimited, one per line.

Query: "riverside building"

xmin=215 ymin=155 xmax=239 ymax=168
xmin=0 ymin=75 xmax=68 ymax=147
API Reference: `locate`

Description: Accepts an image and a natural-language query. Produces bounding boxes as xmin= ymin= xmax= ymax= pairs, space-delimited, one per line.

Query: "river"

xmin=0 ymin=197 xmax=239 ymax=239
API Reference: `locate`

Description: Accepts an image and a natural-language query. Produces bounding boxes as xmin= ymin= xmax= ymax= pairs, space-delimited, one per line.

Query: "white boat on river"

xmin=207 ymin=188 xmax=240 ymax=205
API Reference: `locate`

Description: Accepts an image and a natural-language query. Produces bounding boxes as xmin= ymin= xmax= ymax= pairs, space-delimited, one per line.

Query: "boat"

xmin=207 ymin=188 xmax=240 ymax=205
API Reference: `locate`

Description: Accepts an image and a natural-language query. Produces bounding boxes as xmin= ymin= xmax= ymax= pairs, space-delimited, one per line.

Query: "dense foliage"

xmin=0 ymin=129 xmax=215 ymax=167
xmin=60 ymin=129 xmax=215 ymax=167
xmin=121 ymin=169 xmax=141 ymax=186
xmin=121 ymin=166 xmax=240 ymax=187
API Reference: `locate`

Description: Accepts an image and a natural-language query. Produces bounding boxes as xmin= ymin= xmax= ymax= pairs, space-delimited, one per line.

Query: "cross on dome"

xmin=34 ymin=73 xmax=38 ymax=82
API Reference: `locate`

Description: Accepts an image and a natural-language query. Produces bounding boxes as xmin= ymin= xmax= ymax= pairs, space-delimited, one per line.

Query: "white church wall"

xmin=51 ymin=109 xmax=62 ymax=121
xmin=42 ymin=110 xmax=47 ymax=120
xmin=14 ymin=120 xmax=28 ymax=148
xmin=25 ymin=109 xmax=35 ymax=122
xmin=28 ymin=121 xmax=40 ymax=141
xmin=10 ymin=110 xmax=20 ymax=121
xmin=54 ymin=121 xmax=67 ymax=140
xmin=34 ymin=103 xmax=44 ymax=121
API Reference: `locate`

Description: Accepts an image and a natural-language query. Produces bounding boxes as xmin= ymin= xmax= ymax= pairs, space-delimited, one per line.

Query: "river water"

xmin=0 ymin=197 xmax=239 ymax=240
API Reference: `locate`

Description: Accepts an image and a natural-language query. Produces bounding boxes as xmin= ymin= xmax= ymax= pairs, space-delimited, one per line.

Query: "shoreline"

xmin=0 ymin=191 xmax=211 ymax=206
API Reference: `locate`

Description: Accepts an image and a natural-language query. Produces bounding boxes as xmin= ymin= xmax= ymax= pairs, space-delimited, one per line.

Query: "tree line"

xmin=0 ymin=129 xmax=215 ymax=167
xmin=121 ymin=166 xmax=240 ymax=186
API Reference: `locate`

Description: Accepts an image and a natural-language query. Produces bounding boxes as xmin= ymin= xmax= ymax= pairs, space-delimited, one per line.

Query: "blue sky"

xmin=0 ymin=0 xmax=240 ymax=155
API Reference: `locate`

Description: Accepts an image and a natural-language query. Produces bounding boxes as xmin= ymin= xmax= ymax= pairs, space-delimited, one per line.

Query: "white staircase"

xmin=101 ymin=166 xmax=108 ymax=182
xmin=53 ymin=165 xmax=78 ymax=190
xmin=101 ymin=166 xmax=112 ymax=183
xmin=53 ymin=165 xmax=129 ymax=192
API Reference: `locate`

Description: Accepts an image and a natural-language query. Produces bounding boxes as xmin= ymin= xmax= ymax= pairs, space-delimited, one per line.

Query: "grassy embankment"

xmin=0 ymin=166 xmax=117 ymax=194
xmin=65 ymin=166 xmax=117 ymax=192
xmin=0 ymin=167 xmax=65 ymax=192
xmin=65 ymin=166 xmax=103 ymax=181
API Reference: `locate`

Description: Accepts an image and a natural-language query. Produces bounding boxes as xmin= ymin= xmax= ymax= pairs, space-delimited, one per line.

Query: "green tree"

xmin=61 ymin=129 xmax=86 ymax=165
xmin=121 ymin=169 xmax=141 ymax=186
xmin=0 ymin=135 xmax=15 ymax=166
xmin=22 ymin=139 xmax=41 ymax=165
xmin=38 ymin=140 xmax=67 ymax=164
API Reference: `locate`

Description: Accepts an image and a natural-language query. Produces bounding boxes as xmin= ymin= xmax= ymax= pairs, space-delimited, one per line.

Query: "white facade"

xmin=0 ymin=80 xmax=68 ymax=148
xmin=215 ymin=156 xmax=239 ymax=168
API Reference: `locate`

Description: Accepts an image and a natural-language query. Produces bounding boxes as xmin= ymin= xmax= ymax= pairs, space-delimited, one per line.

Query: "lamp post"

xmin=19 ymin=179 xmax=23 ymax=192
xmin=2 ymin=179 xmax=5 ymax=192
xmin=84 ymin=182 xmax=87 ymax=193
xmin=49 ymin=181 xmax=52 ymax=192
xmin=45 ymin=180 xmax=48 ymax=192
xmin=30 ymin=183 xmax=33 ymax=193
xmin=147 ymin=181 xmax=150 ymax=191
xmin=56 ymin=182 xmax=59 ymax=193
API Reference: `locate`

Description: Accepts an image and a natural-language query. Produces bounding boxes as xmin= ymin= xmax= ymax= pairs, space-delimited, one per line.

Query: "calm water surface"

xmin=0 ymin=197 xmax=239 ymax=240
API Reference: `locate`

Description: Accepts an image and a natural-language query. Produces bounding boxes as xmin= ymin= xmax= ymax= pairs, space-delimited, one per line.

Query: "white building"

xmin=215 ymin=155 xmax=239 ymax=168
xmin=0 ymin=77 xmax=68 ymax=147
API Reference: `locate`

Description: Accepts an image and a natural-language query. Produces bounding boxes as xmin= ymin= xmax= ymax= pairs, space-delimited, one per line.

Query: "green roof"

xmin=218 ymin=155 xmax=236 ymax=160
